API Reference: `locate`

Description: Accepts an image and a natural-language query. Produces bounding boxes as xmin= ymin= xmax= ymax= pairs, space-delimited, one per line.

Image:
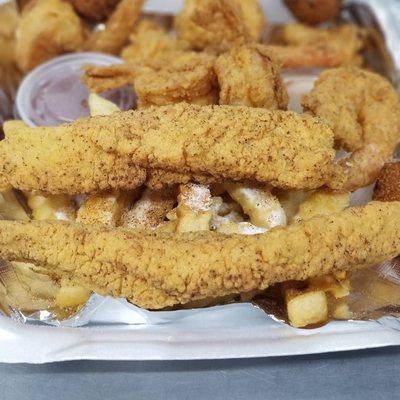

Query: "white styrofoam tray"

xmin=1 ymin=301 xmax=400 ymax=363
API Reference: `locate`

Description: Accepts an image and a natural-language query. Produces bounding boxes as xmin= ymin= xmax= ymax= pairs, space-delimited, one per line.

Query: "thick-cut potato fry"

xmin=55 ymin=280 xmax=91 ymax=308
xmin=225 ymin=183 xmax=286 ymax=229
xmin=283 ymin=284 xmax=328 ymax=328
xmin=0 ymin=190 xmax=29 ymax=221
xmin=176 ymin=183 xmax=212 ymax=233
xmin=76 ymin=191 xmax=132 ymax=227
xmin=295 ymin=191 xmax=349 ymax=221
xmin=26 ymin=193 xmax=76 ymax=221
xmin=121 ymin=188 xmax=175 ymax=229
xmin=88 ymin=93 xmax=120 ymax=116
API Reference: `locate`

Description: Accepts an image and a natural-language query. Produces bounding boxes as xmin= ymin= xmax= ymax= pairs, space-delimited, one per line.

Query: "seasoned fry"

xmin=215 ymin=44 xmax=288 ymax=109
xmin=121 ymin=188 xmax=175 ymax=229
xmin=84 ymin=0 xmax=145 ymax=55
xmin=0 ymin=202 xmax=398 ymax=309
xmin=26 ymin=193 xmax=76 ymax=221
xmin=176 ymin=183 xmax=212 ymax=233
xmin=0 ymin=104 xmax=335 ymax=194
xmin=76 ymin=191 xmax=132 ymax=227
xmin=88 ymin=93 xmax=120 ymax=116
xmin=225 ymin=183 xmax=286 ymax=229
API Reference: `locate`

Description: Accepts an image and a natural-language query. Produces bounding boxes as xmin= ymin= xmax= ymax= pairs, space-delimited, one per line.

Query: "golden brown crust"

xmin=0 ymin=202 xmax=398 ymax=308
xmin=267 ymin=24 xmax=365 ymax=69
xmin=134 ymin=51 xmax=218 ymax=108
xmin=121 ymin=19 xmax=189 ymax=65
xmin=0 ymin=104 xmax=335 ymax=194
xmin=175 ymin=0 xmax=252 ymax=54
xmin=284 ymin=0 xmax=342 ymax=25
xmin=83 ymin=0 xmax=144 ymax=55
xmin=67 ymin=0 xmax=120 ymax=21
xmin=84 ymin=52 xmax=219 ymax=107
xmin=83 ymin=64 xmax=137 ymax=93
xmin=215 ymin=43 xmax=288 ymax=109
xmin=373 ymin=163 xmax=400 ymax=202
xmin=15 ymin=0 xmax=85 ymax=72
xmin=302 ymin=67 xmax=400 ymax=191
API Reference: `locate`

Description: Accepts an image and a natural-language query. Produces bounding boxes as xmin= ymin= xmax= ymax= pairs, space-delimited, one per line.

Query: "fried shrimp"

xmin=215 ymin=43 xmax=288 ymax=109
xmin=84 ymin=51 xmax=218 ymax=107
xmin=0 ymin=202 xmax=398 ymax=309
xmin=175 ymin=0 xmax=265 ymax=54
xmin=84 ymin=0 xmax=144 ymax=55
xmin=121 ymin=19 xmax=189 ymax=65
xmin=134 ymin=51 xmax=218 ymax=108
xmin=15 ymin=0 xmax=85 ymax=72
xmin=302 ymin=67 xmax=400 ymax=191
xmin=267 ymin=24 xmax=365 ymax=69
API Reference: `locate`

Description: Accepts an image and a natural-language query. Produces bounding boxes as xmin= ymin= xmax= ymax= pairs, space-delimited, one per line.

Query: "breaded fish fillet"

xmin=0 ymin=202 xmax=398 ymax=309
xmin=0 ymin=104 xmax=335 ymax=194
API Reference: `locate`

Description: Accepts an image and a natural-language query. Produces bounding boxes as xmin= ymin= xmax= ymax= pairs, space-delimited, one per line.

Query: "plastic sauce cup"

xmin=15 ymin=52 xmax=135 ymax=127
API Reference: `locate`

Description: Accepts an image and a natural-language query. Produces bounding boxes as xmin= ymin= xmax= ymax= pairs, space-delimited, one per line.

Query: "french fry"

xmin=283 ymin=283 xmax=329 ymax=328
xmin=77 ymin=191 xmax=133 ymax=227
xmin=55 ymin=280 xmax=91 ymax=308
xmin=88 ymin=93 xmax=120 ymax=116
xmin=295 ymin=191 xmax=350 ymax=221
xmin=0 ymin=190 xmax=29 ymax=220
xmin=225 ymin=183 xmax=286 ymax=229
xmin=121 ymin=188 xmax=175 ymax=229
xmin=26 ymin=193 xmax=76 ymax=221
xmin=176 ymin=183 xmax=212 ymax=233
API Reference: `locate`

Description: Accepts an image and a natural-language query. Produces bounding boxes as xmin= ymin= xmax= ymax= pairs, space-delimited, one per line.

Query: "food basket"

xmin=0 ymin=0 xmax=400 ymax=363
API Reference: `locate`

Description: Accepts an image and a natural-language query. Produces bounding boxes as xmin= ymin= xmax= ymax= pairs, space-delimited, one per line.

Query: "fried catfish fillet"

xmin=0 ymin=104 xmax=335 ymax=194
xmin=0 ymin=202 xmax=398 ymax=309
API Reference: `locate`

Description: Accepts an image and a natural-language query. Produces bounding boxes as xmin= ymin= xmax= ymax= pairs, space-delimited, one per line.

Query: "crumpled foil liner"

xmin=0 ymin=0 xmax=399 ymax=332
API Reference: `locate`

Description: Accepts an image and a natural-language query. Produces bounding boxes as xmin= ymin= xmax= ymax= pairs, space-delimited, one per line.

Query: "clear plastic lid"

xmin=15 ymin=52 xmax=135 ymax=127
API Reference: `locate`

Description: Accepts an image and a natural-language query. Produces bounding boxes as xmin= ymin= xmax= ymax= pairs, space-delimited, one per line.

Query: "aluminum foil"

xmin=0 ymin=0 xmax=400 ymax=340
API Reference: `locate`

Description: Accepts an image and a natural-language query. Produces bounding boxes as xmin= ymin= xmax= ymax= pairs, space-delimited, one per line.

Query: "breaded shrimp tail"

xmin=0 ymin=202 xmax=398 ymax=309
xmin=0 ymin=104 xmax=335 ymax=194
